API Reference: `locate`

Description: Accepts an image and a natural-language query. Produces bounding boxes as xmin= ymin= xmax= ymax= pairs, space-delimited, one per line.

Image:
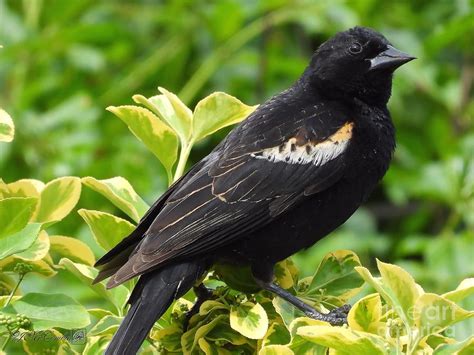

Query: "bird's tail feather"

xmin=105 ymin=260 xmax=205 ymax=355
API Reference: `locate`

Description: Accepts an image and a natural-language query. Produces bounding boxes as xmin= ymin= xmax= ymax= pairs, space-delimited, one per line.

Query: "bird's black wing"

xmin=108 ymin=97 xmax=354 ymax=287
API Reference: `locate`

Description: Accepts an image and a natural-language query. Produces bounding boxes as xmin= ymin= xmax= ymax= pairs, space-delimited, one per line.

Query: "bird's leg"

xmin=251 ymin=263 xmax=349 ymax=326
xmin=183 ymin=283 xmax=213 ymax=330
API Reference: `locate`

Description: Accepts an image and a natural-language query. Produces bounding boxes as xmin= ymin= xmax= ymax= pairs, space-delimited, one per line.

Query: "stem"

xmin=5 ymin=274 xmax=25 ymax=307
xmin=173 ymin=139 xmax=194 ymax=183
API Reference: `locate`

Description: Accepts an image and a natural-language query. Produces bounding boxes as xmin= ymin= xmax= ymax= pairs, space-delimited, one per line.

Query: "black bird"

xmin=95 ymin=26 xmax=414 ymax=354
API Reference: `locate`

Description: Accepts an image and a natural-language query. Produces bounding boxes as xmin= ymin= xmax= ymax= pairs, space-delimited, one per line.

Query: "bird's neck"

xmin=298 ymin=67 xmax=393 ymax=108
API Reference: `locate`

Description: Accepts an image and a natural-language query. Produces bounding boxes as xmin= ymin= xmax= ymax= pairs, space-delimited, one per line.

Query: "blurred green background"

xmin=0 ymin=0 xmax=472 ymax=327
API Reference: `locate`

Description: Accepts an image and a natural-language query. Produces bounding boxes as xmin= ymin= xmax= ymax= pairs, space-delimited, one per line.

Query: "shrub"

xmin=0 ymin=92 xmax=472 ymax=354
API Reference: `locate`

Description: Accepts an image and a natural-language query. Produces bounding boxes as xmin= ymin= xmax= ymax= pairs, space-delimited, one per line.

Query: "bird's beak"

xmin=368 ymin=45 xmax=416 ymax=71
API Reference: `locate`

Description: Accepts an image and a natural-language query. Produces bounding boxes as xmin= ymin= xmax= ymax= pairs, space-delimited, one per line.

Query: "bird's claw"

xmin=305 ymin=304 xmax=351 ymax=326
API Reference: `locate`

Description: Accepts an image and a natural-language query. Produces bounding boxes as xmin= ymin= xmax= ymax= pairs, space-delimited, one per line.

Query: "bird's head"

xmin=306 ymin=26 xmax=415 ymax=105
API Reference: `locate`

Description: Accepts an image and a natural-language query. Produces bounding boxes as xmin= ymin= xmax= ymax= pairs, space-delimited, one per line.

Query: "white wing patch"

xmin=252 ymin=122 xmax=353 ymax=166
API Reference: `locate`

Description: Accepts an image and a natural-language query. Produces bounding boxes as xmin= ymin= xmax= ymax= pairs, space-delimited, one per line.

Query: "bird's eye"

xmin=349 ymin=42 xmax=363 ymax=55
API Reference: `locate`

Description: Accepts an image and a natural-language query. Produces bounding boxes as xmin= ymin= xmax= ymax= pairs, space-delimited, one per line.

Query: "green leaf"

xmin=151 ymin=325 xmax=183 ymax=352
xmin=33 ymin=177 xmax=81 ymax=226
xmin=59 ymin=258 xmax=129 ymax=313
xmin=4 ymin=179 xmax=44 ymax=198
xmin=0 ymin=197 xmax=38 ymax=238
xmin=376 ymin=259 xmax=421 ymax=326
xmin=199 ymin=300 xmax=230 ymax=316
xmin=0 ymin=108 xmax=14 ymax=142
xmin=83 ymin=336 xmax=108 ymax=355
xmin=230 ymin=301 xmax=268 ymax=339
xmin=302 ymin=250 xmax=363 ymax=307
xmin=442 ymin=278 xmax=474 ymax=303
xmin=0 ymin=273 xmax=17 ymax=295
xmin=272 ymin=296 xmax=305 ymax=329
xmin=262 ymin=322 xmax=291 ymax=346
xmin=206 ymin=321 xmax=248 ymax=345
xmin=182 ymin=315 xmax=227 ymax=354
xmin=275 ymin=259 xmax=299 ymax=289
xmin=0 ymin=223 xmax=41 ymax=259
xmin=133 ymin=93 xmax=191 ymax=143
xmin=88 ymin=308 xmax=114 ymax=319
xmin=197 ymin=337 xmax=232 ymax=355
xmin=355 ymin=262 xmax=422 ymax=327
xmin=214 ymin=264 xmax=260 ymax=293
xmin=192 ymin=92 xmax=256 ymax=141
xmin=89 ymin=315 xmax=122 ymax=336
xmin=297 ymin=325 xmax=389 ymax=355
xmin=158 ymin=87 xmax=193 ymax=139
xmin=259 ymin=345 xmax=294 ymax=355
xmin=81 ymin=176 xmax=148 ymax=222
xmin=14 ymin=230 xmax=50 ymax=261
xmin=347 ymin=293 xmax=383 ymax=334
xmin=433 ymin=336 xmax=474 ymax=355
xmin=414 ymin=293 xmax=474 ymax=338
xmin=0 ymin=257 xmax=57 ymax=277
xmin=49 ymin=235 xmax=96 ymax=266
xmin=21 ymin=329 xmax=75 ymax=354
xmin=78 ymin=209 xmax=135 ymax=250
xmin=288 ymin=318 xmax=327 ymax=355
xmin=106 ymin=105 xmax=179 ymax=180
xmin=11 ymin=293 xmax=90 ymax=330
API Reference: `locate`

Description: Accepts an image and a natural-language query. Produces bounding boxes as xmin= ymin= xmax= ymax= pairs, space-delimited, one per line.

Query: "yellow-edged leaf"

xmin=199 ymin=300 xmax=229 ymax=316
xmin=14 ymin=230 xmax=50 ymax=261
xmin=287 ymin=317 xmax=327 ymax=355
xmin=81 ymin=176 xmax=148 ymax=222
xmin=181 ymin=315 xmax=227 ymax=354
xmin=59 ymin=258 xmax=129 ymax=313
xmin=89 ymin=315 xmax=122 ymax=336
xmin=0 ymin=273 xmax=18 ymax=295
xmin=78 ymin=209 xmax=135 ymax=250
xmin=192 ymin=92 xmax=256 ymax=141
xmin=49 ymin=235 xmax=95 ymax=265
xmin=376 ymin=259 xmax=421 ymax=326
xmin=442 ymin=278 xmax=474 ymax=303
xmin=303 ymin=250 xmax=363 ymax=307
xmin=151 ymin=325 xmax=183 ymax=352
xmin=197 ymin=337 xmax=232 ymax=355
xmin=5 ymin=179 xmax=45 ymax=198
xmin=433 ymin=336 xmax=474 ymax=355
xmin=297 ymin=325 xmax=389 ymax=355
xmin=0 ymin=223 xmax=41 ymax=259
xmin=12 ymin=293 xmax=90 ymax=330
xmin=33 ymin=177 xmax=81 ymax=226
xmin=348 ymin=293 xmax=383 ymax=334
xmin=107 ymin=105 xmax=179 ymax=180
xmin=22 ymin=328 xmax=75 ymax=354
xmin=262 ymin=322 xmax=291 ymax=347
xmin=0 ymin=108 xmax=14 ymax=142
xmin=275 ymin=259 xmax=298 ymax=289
xmin=0 ymin=197 xmax=38 ymax=238
xmin=259 ymin=345 xmax=294 ymax=355
xmin=133 ymin=93 xmax=191 ymax=143
xmin=158 ymin=87 xmax=193 ymax=138
xmin=230 ymin=301 xmax=268 ymax=339
xmin=0 ymin=257 xmax=56 ymax=277
xmin=414 ymin=293 xmax=474 ymax=338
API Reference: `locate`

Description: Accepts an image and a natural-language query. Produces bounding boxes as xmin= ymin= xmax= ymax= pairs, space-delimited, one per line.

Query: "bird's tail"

xmin=105 ymin=260 xmax=206 ymax=355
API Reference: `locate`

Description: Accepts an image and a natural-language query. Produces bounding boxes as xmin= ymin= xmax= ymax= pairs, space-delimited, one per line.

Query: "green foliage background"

xmin=0 ymin=0 xmax=473 ymax=353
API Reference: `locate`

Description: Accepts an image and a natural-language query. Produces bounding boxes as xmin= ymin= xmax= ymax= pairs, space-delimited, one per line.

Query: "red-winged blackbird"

xmin=96 ymin=26 xmax=414 ymax=354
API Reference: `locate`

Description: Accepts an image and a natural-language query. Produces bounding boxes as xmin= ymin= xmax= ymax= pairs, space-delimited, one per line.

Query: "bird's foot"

xmin=305 ymin=304 xmax=351 ymax=326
